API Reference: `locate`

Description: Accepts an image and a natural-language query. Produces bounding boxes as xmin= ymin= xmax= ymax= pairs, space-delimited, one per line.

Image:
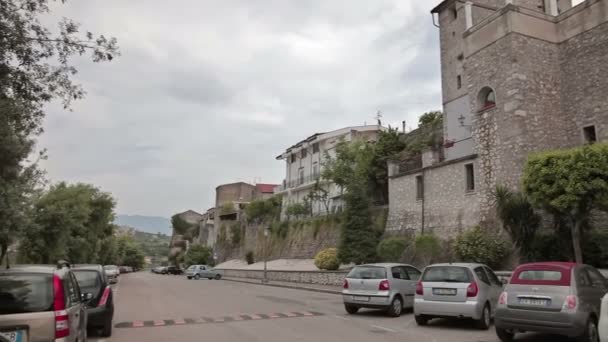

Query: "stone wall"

xmin=217 ymin=269 xmax=347 ymax=286
xmin=386 ymin=155 xmax=482 ymax=238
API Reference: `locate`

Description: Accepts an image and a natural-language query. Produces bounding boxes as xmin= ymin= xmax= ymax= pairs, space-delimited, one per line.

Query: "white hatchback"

xmin=600 ymin=294 xmax=608 ymax=342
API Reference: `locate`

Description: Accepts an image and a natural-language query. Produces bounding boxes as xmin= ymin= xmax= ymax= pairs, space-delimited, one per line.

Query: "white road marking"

xmin=332 ymin=315 xmax=351 ymax=321
xmin=370 ymin=325 xmax=397 ymax=333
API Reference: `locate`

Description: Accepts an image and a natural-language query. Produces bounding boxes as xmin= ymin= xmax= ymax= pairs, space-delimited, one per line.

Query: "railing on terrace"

xmin=275 ymin=174 xmax=321 ymax=192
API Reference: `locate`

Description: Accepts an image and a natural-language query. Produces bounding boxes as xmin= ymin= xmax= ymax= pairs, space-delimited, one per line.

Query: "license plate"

xmin=433 ymin=288 xmax=457 ymax=296
xmin=353 ymin=296 xmax=370 ymax=302
xmin=0 ymin=330 xmax=26 ymax=342
xmin=519 ymin=298 xmax=550 ymax=306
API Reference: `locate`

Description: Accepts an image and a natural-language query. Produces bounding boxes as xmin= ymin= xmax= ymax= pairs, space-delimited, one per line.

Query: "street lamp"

xmin=263 ymin=227 xmax=270 ymax=283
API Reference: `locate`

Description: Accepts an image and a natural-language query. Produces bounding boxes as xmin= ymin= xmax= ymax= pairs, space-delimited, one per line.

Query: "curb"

xmin=222 ymin=277 xmax=342 ymax=295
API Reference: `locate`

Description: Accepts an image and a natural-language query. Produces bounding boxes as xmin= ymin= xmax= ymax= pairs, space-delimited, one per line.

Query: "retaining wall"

xmin=217 ymin=269 xmax=348 ymax=286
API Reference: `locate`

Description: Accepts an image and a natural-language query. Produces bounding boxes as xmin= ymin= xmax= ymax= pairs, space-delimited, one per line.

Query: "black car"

xmin=73 ymin=264 xmax=114 ymax=337
xmin=166 ymin=266 xmax=183 ymax=275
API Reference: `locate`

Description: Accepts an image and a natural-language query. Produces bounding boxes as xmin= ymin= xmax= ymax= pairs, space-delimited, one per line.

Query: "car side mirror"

xmin=81 ymin=293 xmax=93 ymax=302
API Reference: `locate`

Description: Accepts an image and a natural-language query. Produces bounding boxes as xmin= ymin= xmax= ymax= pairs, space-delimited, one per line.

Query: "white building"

xmin=275 ymin=125 xmax=386 ymax=216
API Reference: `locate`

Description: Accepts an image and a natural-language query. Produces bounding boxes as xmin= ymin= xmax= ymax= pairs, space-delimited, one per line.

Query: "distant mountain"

xmin=114 ymin=215 xmax=172 ymax=235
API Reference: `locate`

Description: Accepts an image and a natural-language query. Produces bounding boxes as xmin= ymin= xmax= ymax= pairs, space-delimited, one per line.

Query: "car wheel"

xmin=576 ymin=319 xmax=599 ymax=342
xmin=187 ymin=276 xmax=192 ymax=279
xmin=475 ymin=303 xmax=491 ymax=330
xmin=214 ymin=274 xmax=222 ymax=280
xmin=386 ymin=296 xmax=403 ymax=317
xmin=194 ymin=274 xmax=200 ymax=280
xmin=495 ymin=328 xmax=515 ymax=342
xmin=344 ymin=304 xmax=359 ymax=314
xmin=101 ymin=318 xmax=112 ymax=337
xmin=414 ymin=315 xmax=429 ymax=326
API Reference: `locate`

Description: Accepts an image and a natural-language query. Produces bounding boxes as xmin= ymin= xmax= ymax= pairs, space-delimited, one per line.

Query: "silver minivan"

xmin=414 ymin=263 xmax=504 ymax=329
xmin=342 ymin=263 xmax=421 ymax=317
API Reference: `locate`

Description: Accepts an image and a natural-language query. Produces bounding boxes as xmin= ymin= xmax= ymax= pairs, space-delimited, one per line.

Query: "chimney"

xmin=402 ymin=121 xmax=406 ymax=133
xmin=465 ymin=1 xmax=474 ymax=30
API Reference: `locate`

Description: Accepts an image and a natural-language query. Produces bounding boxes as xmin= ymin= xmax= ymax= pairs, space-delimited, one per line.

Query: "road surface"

xmin=90 ymin=272 xmax=571 ymax=342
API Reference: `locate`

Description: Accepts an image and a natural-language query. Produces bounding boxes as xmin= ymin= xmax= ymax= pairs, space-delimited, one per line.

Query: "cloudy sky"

xmin=39 ymin=0 xmax=444 ymax=217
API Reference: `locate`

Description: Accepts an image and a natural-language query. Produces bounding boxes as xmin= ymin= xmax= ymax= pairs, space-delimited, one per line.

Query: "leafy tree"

xmin=523 ymin=143 xmax=608 ymax=263
xmin=495 ymin=185 xmax=541 ymax=262
xmin=454 ymin=226 xmax=508 ymax=269
xmin=285 ymin=202 xmax=309 ymax=220
xmin=171 ymin=214 xmax=194 ymax=235
xmin=377 ymin=237 xmax=410 ymax=262
xmin=418 ymin=111 xmax=443 ymax=127
xmin=245 ymin=195 xmax=282 ymax=223
xmin=369 ymin=129 xmax=407 ymax=204
xmin=0 ymin=0 xmax=118 ymax=262
xmin=304 ymin=181 xmax=331 ymax=215
xmin=184 ymin=244 xmax=213 ymax=266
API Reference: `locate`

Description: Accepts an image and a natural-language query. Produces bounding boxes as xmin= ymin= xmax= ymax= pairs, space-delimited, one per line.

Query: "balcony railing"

xmin=275 ymin=174 xmax=321 ymax=192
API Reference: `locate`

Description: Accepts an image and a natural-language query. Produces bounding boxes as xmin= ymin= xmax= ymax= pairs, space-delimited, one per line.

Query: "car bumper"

xmin=87 ymin=305 xmax=114 ymax=327
xmin=342 ymin=293 xmax=391 ymax=308
xmin=414 ymin=298 xmax=482 ymax=319
xmin=495 ymin=308 xmax=586 ymax=337
xmin=107 ymin=275 xmax=118 ymax=283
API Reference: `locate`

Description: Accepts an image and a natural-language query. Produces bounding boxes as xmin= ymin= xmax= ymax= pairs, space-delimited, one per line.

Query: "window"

xmin=64 ymin=274 xmax=80 ymax=307
xmin=474 ymin=267 xmax=490 ymax=286
xmin=451 ymin=6 xmax=458 ymax=19
xmin=586 ymin=269 xmax=607 ymax=289
xmin=312 ymin=142 xmax=320 ymax=153
xmin=290 ymin=154 xmax=296 ymax=163
xmin=347 ymin=266 xmax=387 ymax=279
xmin=301 ymin=149 xmax=307 ymax=158
xmin=457 ymin=75 xmax=462 ymax=89
xmin=391 ymin=267 xmax=408 ymax=280
xmin=478 ymin=87 xmax=496 ymax=111
xmin=416 ymin=175 xmax=424 ymax=200
xmin=298 ymin=168 xmax=304 ymax=185
xmin=73 ymin=270 xmax=102 ymax=298
xmin=465 ymin=164 xmax=475 ymax=192
xmin=406 ymin=267 xmax=422 ymax=281
xmin=0 ymin=273 xmax=53 ymax=314
xmin=422 ymin=266 xmax=472 ymax=283
xmin=578 ymin=270 xmax=592 ymax=288
xmin=312 ymin=162 xmax=319 ymax=177
xmin=484 ymin=267 xmax=502 ymax=286
xmin=583 ymin=125 xmax=597 ymax=144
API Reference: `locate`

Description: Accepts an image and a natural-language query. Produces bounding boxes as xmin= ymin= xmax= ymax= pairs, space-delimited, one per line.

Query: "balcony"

xmin=274 ymin=174 xmax=321 ymax=193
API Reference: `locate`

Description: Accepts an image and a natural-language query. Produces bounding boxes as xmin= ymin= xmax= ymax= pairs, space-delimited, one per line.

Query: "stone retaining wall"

xmin=217 ymin=269 xmax=348 ymax=286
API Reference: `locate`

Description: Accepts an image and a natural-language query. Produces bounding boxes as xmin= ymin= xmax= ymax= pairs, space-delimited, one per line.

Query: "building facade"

xmin=387 ymin=0 xmax=608 ymax=237
xmin=275 ymin=125 xmax=386 ymax=216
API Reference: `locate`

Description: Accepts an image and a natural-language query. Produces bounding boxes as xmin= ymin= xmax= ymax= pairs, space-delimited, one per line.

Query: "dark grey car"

xmin=495 ymin=262 xmax=608 ymax=342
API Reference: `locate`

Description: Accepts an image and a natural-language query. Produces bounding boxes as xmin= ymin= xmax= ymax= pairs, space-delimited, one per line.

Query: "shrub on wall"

xmin=245 ymin=251 xmax=255 ymax=265
xmin=414 ymin=234 xmax=441 ymax=266
xmin=230 ymin=224 xmax=242 ymax=245
xmin=314 ymin=248 xmax=340 ymax=271
xmin=377 ymin=237 xmax=410 ymax=262
xmin=455 ymin=226 xmax=508 ymax=269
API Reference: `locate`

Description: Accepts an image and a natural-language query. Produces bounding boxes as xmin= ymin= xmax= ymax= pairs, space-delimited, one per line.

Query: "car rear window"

xmin=511 ymin=266 xmax=572 ymax=286
xmin=347 ymin=266 xmax=386 ymax=279
xmin=0 ymin=273 xmax=53 ymax=314
xmin=73 ymin=270 xmax=102 ymax=298
xmin=422 ymin=266 xmax=472 ymax=283
xmin=104 ymin=265 xmax=117 ymax=271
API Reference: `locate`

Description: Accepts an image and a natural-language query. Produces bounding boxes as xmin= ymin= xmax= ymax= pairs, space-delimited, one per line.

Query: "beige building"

xmin=387 ymin=0 xmax=608 ymax=237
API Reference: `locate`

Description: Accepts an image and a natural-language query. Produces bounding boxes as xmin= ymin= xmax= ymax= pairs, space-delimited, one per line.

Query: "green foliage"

xmin=133 ymin=231 xmax=171 ymax=259
xmin=337 ymin=183 xmax=380 ymax=264
xmin=246 ymin=196 xmax=282 ymax=223
xmin=220 ymin=202 xmax=235 ymax=215
xmin=314 ymin=248 xmax=340 ymax=271
xmin=400 ymin=111 xmax=444 ymax=157
xmin=285 ymin=202 xmax=310 ymax=219
xmin=418 ymin=111 xmax=443 ymax=127
xmin=377 ymin=237 xmax=410 ymax=262
xmin=304 ymin=181 xmax=331 ymax=214
xmin=322 ymin=140 xmax=376 ymax=194
xmin=369 ymin=129 xmax=407 ymax=204
xmin=495 ymin=185 xmax=541 ymax=262
xmin=245 ymin=251 xmax=255 ymax=265
xmin=118 ymin=236 xmax=146 ymax=269
xmin=184 ymin=244 xmax=213 ymax=267
xmin=414 ymin=234 xmax=442 ymax=266
xmin=230 ymin=224 xmax=242 ymax=245
xmin=523 ymin=143 xmax=608 ymax=263
xmin=171 ymin=214 xmax=194 ymax=235
xmin=217 ymin=225 xmax=227 ymax=245
xmin=454 ymin=226 xmax=508 ymax=269
xmin=270 ymin=221 xmax=289 ymax=239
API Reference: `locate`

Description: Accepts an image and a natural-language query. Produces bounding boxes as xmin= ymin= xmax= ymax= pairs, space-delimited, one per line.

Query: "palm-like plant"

xmin=494 ymin=185 xmax=541 ymax=262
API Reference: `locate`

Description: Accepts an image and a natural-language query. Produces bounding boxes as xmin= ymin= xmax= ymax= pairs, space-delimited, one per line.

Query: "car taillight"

xmin=379 ymin=279 xmax=390 ymax=291
xmin=53 ymin=275 xmax=69 ymax=338
xmin=466 ymin=282 xmax=479 ymax=297
xmin=99 ymin=286 xmax=111 ymax=306
xmin=416 ymin=281 xmax=424 ymax=295
xmin=498 ymin=292 xmax=508 ymax=305
xmin=343 ymin=279 xmax=349 ymax=289
xmin=562 ymin=295 xmax=578 ymax=312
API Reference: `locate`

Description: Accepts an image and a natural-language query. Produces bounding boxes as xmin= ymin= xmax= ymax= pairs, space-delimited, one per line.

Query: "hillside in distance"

xmin=115 ymin=215 xmax=172 ymax=235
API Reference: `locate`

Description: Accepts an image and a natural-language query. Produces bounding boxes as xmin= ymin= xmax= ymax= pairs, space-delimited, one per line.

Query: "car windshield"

xmin=347 ymin=266 xmax=386 ymax=279
xmin=187 ymin=266 xmax=196 ymax=271
xmin=0 ymin=273 xmax=53 ymax=314
xmin=73 ymin=270 xmax=102 ymax=298
xmin=104 ymin=265 xmax=117 ymax=271
xmin=422 ymin=267 xmax=472 ymax=283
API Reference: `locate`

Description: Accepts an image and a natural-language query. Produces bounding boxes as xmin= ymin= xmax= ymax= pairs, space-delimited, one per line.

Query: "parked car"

xmin=414 ymin=263 xmax=503 ymax=329
xmin=495 ymin=262 xmax=608 ymax=342
xmin=118 ymin=266 xmax=128 ymax=274
xmin=155 ymin=266 xmax=168 ymax=274
xmin=599 ymin=293 xmax=608 ymax=342
xmin=185 ymin=265 xmax=222 ymax=280
xmin=166 ymin=266 xmax=183 ymax=275
xmin=103 ymin=265 xmax=119 ymax=284
xmin=342 ymin=263 xmax=421 ymax=317
xmin=73 ymin=264 xmax=114 ymax=337
xmin=0 ymin=262 xmax=89 ymax=342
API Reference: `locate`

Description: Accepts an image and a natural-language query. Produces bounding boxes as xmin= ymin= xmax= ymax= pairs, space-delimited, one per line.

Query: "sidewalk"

xmin=222 ymin=276 xmax=342 ymax=295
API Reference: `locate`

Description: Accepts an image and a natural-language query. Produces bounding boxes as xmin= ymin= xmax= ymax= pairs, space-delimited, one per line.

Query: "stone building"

xmin=387 ymin=0 xmax=608 ymax=237
xmin=274 ymin=125 xmax=387 ymax=217
xmin=169 ymin=210 xmax=204 ymax=258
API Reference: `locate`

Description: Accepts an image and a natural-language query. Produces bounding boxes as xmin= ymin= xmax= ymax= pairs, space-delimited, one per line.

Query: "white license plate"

xmin=0 ymin=330 xmax=26 ymax=342
xmin=352 ymin=296 xmax=370 ymax=302
xmin=433 ymin=288 xmax=457 ymax=296
xmin=519 ymin=298 xmax=549 ymax=306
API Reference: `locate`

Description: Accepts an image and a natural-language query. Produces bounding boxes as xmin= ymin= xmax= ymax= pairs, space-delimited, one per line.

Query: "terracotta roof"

xmin=256 ymin=183 xmax=278 ymax=194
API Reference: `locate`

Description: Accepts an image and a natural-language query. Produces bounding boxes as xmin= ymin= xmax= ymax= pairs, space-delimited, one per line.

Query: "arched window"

xmin=478 ymin=87 xmax=496 ymax=111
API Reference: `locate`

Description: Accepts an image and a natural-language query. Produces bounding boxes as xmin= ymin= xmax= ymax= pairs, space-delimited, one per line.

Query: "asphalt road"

xmin=89 ymin=272 xmax=573 ymax=342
